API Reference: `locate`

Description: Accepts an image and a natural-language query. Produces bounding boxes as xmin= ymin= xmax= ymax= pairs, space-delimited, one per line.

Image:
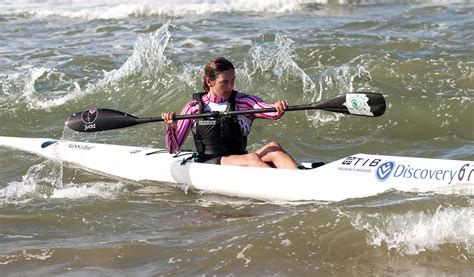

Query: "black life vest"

xmin=192 ymin=91 xmax=247 ymax=160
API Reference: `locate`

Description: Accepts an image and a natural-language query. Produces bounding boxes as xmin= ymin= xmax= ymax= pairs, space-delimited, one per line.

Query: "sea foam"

xmin=0 ymin=0 xmax=329 ymax=19
xmin=349 ymin=205 xmax=474 ymax=256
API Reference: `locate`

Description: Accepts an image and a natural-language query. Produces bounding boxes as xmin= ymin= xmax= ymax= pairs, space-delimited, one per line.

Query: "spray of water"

xmin=347 ymin=204 xmax=474 ymax=256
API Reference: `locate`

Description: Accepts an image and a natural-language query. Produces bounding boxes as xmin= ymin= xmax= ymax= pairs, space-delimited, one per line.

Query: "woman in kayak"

xmin=161 ymin=57 xmax=297 ymax=169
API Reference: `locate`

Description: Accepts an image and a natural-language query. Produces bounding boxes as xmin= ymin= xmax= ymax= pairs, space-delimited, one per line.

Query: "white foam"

xmin=0 ymin=179 xmax=126 ymax=204
xmin=0 ymin=161 xmax=60 ymax=204
xmin=0 ymin=157 xmax=126 ymax=204
xmin=1 ymin=67 xmax=87 ymax=110
xmin=243 ymin=34 xmax=356 ymax=125
xmin=2 ymin=0 xmax=466 ymax=20
xmin=0 ymin=0 xmax=330 ymax=19
xmin=50 ymin=182 xmax=126 ymax=199
xmin=349 ymin=206 xmax=474 ymax=255
xmin=0 ymin=21 xmax=171 ymax=111
xmin=97 ymin=22 xmax=171 ymax=87
xmin=0 ymin=180 xmax=38 ymax=205
xmin=22 ymin=249 xmax=54 ymax=261
xmin=244 ymin=34 xmax=315 ymax=97
xmin=242 ymin=34 xmax=373 ymax=127
xmin=0 ymin=249 xmax=54 ymax=265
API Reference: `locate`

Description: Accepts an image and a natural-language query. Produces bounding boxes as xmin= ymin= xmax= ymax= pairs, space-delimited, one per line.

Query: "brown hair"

xmin=203 ymin=57 xmax=235 ymax=92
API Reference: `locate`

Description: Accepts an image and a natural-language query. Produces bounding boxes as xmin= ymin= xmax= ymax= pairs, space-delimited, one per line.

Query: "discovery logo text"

xmin=376 ymin=162 xmax=459 ymax=184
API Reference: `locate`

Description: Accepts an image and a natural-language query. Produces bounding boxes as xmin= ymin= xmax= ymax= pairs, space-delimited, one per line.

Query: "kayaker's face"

xmin=208 ymin=69 xmax=235 ymax=99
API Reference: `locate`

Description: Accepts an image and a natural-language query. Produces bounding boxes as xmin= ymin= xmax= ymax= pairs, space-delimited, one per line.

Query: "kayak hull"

xmin=0 ymin=136 xmax=472 ymax=201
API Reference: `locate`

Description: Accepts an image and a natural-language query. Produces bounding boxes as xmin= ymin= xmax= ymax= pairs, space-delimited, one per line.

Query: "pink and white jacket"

xmin=165 ymin=91 xmax=282 ymax=154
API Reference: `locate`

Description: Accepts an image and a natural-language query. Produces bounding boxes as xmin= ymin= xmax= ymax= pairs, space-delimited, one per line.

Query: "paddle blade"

xmin=309 ymin=92 xmax=386 ymax=117
xmin=66 ymin=108 xmax=141 ymax=132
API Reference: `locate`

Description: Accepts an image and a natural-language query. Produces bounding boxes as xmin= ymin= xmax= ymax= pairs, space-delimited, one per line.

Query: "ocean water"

xmin=0 ymin=0 xmax=473 ymax=275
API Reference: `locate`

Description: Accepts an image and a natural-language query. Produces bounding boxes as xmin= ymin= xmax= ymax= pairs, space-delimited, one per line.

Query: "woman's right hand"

xmin=161 ymin=112 xmax=177 ymax=129
xmin=274 ymin=99 xmax=289 ymax=117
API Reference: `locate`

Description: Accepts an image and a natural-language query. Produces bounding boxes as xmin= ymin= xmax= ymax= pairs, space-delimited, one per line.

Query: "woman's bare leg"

xmin=255 ymin=141 xmax=298 ymax=169
xmin=221 ymin=153 xmax=271 ymax=168
xmin=220 ymin=141 xmax=297 ymax=169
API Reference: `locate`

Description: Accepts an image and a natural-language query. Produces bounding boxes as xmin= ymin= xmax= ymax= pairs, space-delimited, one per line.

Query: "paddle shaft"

xmin=134 ymin=102 xmax=334 ymax=124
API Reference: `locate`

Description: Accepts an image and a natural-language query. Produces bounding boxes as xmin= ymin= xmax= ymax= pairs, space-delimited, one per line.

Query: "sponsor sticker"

xmin=376 ymin=161 xmax=474 ymax=185
xmin=198 ymin=120 xmax=216 ymax=126
xmin=81 ymin=109 xmax=98 ymax=124
xmin=376 ymin=161 xmax=395 ymax=182
xmin=81 ymin=109 xmax=98 ymax=130
xmin=344 ymin=94 xmax=374 ymax=116
xmin=339 ymin=155 xmax=473 ymax=185
xmin=68 ymin=143 xmax=95 ymax=151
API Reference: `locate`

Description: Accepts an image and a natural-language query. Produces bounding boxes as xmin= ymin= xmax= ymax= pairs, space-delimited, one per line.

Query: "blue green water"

xmin=0 ymin=0 xmax=473 ymax=275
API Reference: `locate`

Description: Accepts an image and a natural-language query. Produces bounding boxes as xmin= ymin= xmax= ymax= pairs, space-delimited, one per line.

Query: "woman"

xmin=161 ymin=57 xmax=297 ymax=169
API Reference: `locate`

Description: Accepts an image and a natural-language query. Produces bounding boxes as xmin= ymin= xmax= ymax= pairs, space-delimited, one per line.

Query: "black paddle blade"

xmin=310 ymin=92 xmax=386 ymax=117
xmin=65 ymin=108 xmax=140 ymax=132
xmin=356 ymin=92 xmax=386 ymax=117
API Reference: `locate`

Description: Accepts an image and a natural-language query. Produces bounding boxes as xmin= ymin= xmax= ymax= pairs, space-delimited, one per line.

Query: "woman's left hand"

xmin=274 ymin=100 xmax=289 ymax=117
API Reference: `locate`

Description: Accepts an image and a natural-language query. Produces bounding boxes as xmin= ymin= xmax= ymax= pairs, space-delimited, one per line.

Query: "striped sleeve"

xmin=236 ymin=92 xmax=281 ymax=120
xmin=165 ymin=99 xmax=199 ymax=154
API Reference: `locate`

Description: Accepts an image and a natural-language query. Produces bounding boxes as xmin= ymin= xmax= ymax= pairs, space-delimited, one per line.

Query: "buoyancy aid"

xmin=192 ymin=91 xmax=247 ymax=160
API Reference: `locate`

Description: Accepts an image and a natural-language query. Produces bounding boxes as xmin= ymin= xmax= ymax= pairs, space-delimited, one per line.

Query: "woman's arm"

xmin=163 ymin=99 xmax=199 ymax=154
xmin=236 ymin=92 xmax=288 ymax=120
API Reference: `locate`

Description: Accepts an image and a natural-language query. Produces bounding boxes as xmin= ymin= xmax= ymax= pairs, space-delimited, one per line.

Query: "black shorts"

xmin=197 ymin=156 xmax=222 ymax=165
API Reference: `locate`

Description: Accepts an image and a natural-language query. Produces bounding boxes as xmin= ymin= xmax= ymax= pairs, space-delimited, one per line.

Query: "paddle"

xmin=65 ymin=92 xmax=386 ymax=132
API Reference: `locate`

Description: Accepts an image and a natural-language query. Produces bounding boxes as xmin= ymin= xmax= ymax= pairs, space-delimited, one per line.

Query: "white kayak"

xmin=0 ymin=136 xmax=472 ymax=201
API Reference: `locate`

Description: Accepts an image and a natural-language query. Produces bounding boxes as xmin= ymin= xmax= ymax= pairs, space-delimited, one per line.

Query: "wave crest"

xmin=1 ymin=0 xmax=329 ymax=19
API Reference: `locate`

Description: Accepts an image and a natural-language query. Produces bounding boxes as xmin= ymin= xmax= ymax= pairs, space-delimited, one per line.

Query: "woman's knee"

xmin=246 ymin=152 xmax=262 ymax=162
xmin=243 ymin=153 xmax=269 ymax=167
xmin=265 ymin=140 xmax=282 ymax=149
xmin=256 ymin=141 xmax=285 ymax=158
